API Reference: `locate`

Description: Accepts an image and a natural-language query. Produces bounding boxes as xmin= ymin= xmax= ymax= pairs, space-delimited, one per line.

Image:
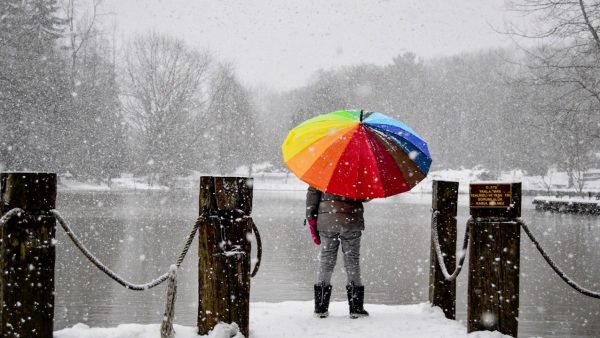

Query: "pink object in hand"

xmin=308 ymin=219 xmax=320 ymax=245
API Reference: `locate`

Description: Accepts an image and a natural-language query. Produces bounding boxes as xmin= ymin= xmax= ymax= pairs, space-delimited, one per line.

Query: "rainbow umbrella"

xmin=281 ymin=109 xmax=431 ymax=199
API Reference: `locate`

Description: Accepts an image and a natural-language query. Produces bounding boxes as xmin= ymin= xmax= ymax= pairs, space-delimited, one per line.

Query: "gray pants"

xmin=316 ymin=230 xmax=362 ymax=286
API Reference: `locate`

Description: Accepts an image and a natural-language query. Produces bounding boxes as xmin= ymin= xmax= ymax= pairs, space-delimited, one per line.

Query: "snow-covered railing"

xmin=430 ymin=181 xmax=600 ymax=338
xmin=0 ymin=207 xmax=200 ymax=338
xmin=0 ymin=172 xmax=262 ymax=338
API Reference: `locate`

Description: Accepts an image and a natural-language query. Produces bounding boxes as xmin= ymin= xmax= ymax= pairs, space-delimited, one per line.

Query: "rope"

xmin=431 ymin=210 xmax=470 ymax=281
xmin=0 ymin=208 xmax=24 ymax=226
xmin=3 ymin=207 xmax=262 ymax=337
xmin=51 ymin=209 xmax=200 ymax=291
xmin=518 ymin=219 xmax=600 ymax=299
xmin=250 ymin=218 xmax=262 ymax=277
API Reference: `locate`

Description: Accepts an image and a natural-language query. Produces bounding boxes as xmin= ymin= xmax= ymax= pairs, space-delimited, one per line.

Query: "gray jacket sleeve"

xmin=306 ymin=186 xmax=322 ymax=221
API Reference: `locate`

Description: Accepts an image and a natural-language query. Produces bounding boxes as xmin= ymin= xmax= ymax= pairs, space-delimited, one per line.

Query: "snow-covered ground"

xmin=57 ymin=168 xmax=600 ymax=194
xmin=54 ymin=301 xmax=509 ymax=338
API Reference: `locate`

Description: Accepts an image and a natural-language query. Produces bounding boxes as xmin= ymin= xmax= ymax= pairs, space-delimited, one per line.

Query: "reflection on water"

xmin=54 ymin=190 xmax=600 ymax=337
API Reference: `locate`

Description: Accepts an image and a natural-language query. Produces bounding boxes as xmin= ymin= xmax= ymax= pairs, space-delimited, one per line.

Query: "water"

xmin=53 ymin=190 xmax=600 ymax=337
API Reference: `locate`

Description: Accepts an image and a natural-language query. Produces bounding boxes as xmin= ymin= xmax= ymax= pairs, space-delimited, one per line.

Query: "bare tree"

xmin=538 ymin=169 xmax=555 ymax=194
xmin=62 ymin=0 xmax=102 ymax=86
xmin=122 ymin=32 xmax=213 ymax=184
xmin=507 ymin=1 xmax=600 ymax=129
xmin=506 ymin=0 xmax=600 ymax=189
xmin=559 ymin=129 xmax=592 ymax=193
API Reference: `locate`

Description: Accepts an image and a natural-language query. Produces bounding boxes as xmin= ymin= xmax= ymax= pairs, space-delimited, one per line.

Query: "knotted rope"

xmin=430 ymin=210 xmax=470 ymax=281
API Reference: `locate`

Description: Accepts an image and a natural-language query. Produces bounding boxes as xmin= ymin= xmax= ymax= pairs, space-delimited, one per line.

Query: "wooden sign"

xmin=470 ymin=183 xmax=512 ymax=208
xmin=469 ymin=182 xmax=521 ymax=218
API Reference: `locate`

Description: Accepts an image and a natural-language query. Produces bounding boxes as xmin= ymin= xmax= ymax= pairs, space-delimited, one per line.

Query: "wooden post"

xmin=468 ymin=183 xmax=521 ymax=337
xmin=0 ymin=172 xmax=57 ymax=338
xmin=197 ymin=176 xmax=253 ymax=337
xmin=429 ymin=180 xmax=458 ymax=319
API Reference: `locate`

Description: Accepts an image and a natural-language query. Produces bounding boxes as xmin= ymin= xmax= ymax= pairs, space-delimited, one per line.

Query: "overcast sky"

xmin=105 ymin=0 xmax=523 ymax=90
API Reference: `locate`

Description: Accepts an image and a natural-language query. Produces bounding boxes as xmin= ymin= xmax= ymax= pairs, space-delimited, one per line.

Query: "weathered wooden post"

xmin=197 ymin=176 xmax=253 ymax=337
xmin=468 ymin=182 xmax=521 ymax=337
xmin=429 ymin=180 xmax=458 ymax=319
xmin=0 ymin=172 xmax=57 ymax=337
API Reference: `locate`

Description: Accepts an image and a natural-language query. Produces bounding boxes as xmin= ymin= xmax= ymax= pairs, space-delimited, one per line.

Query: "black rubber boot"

xmin=346 ymin=282 xmax=369 ymax=318
xmin=314 ymin=282 xmax=333 ymax=318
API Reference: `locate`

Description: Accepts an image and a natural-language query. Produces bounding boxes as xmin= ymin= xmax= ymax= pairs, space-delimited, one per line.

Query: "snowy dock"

xmin=54 ymin=301 xmax=509 ymax=338
xmin=532 ymin=196 xmax=600 ymax=214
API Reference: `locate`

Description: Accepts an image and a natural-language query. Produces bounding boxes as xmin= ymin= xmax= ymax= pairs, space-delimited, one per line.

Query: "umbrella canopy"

xmin=282 ymin=109 xmax=431 ymax=199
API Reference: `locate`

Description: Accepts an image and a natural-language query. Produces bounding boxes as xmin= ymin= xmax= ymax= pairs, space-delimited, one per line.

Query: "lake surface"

xmin=53 ymin=189 xmax=600 ymax=337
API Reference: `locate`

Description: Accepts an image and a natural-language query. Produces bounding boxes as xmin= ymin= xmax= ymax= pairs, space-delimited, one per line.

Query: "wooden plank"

xmin=1 ymin=172 xmax=57 ymax=210
xmin=215 ymin=178 xmax=239 ymax=210
xmin=227 ymin=217 xmax=251 ymax=337
xmin=197 ymin=216 xmax=230 ymax=334
xmin=467 ymin=221 xmax=520 ymax=337
xmin=0 ymin=172 xmax=57 ymax=338
xmin=199 ymin=176 xmax=217 ymax=212
xmin=468 ymin=182 xmax=521 ymax=337
xmin=429 ymin=180 xmax=458 ymax=320
xmin=236 ymin=178 xmax=253 ymax=215
xmin=198 ymin=176 xmax=253 ymax=337
xmin=498 ymin=222 xmax=520 ymax=336
xmin=431 ymin=180 xmax=458 ymax=214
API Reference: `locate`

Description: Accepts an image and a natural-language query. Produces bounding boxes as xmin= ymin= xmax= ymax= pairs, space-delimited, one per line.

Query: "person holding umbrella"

xmin=282 ymin=109 xmax=432 ymax=319
xmin=306 ymin=185 xmax=369 ymax=319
